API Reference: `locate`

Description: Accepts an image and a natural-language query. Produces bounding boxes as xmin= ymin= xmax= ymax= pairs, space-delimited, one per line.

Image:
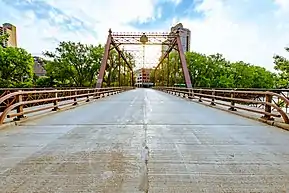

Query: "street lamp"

xmin=140 ymin=33 xmax=148 ymax=44
xmin=140 ymin=33 xmax=148 ymax=69
xmin=140 ymin=33 xmax=148 ymax=87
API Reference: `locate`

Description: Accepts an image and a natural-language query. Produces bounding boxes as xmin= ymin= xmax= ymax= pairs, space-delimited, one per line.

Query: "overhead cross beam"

xmin=112 ymin=32 xmax=176 ymax=45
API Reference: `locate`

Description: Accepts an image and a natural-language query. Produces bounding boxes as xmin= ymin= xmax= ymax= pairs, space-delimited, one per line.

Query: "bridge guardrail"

xmin=0 ymin=87 xmax=135 ymax=125
xmin=0 ymin=87 xmax=92 ymax=99
xmin=155 ymin=87 xmax=289 ymax=124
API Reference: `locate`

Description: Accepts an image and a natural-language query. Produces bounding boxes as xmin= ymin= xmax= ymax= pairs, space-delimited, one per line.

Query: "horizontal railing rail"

xmin=155 ymin=87 xmax=289 ymax=124
xmin=0 ymin=87 xmax=135 ymax=124
xmin=0 ymin=87 xmax=91 ymax=98
xmin=192 ymin=87 xmax=289 ymax=92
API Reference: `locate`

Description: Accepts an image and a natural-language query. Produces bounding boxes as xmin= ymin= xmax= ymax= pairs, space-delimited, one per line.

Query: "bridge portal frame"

xmin=96 ymin=29 xmax=192 ymax=88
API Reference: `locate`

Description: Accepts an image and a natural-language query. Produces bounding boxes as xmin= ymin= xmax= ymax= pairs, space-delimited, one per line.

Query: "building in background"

xmin=0 ymin=23 xmax=17 ymax=48
xmin=33 ymin=56 xmax=46 ymax=77
xmin=0 ymin=26 xmax=4 ymax=47
xmin=135 ymin=68 xmax=154 ymax=88
xmin=161 ymin=23 xmax=191 ymax=54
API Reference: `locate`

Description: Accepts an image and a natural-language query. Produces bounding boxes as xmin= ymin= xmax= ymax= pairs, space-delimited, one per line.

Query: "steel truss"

xmin=96 ymin=29 xmax=192 ymax=88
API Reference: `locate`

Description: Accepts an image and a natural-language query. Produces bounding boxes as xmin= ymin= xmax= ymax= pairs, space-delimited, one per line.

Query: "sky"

xmin=0 ymin=0 xmax=289 ymax=71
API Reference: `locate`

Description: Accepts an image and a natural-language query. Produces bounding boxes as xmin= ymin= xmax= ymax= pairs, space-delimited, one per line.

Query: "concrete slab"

xmin=0 ymin=88 xmax=289 ymax=192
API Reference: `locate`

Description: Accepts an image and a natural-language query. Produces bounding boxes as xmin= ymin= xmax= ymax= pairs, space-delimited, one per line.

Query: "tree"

xmin=152 ymin=51 xmax=184 ymax=86
xmin=273 ymin=47 xmax=289 ymax=88
xmin=0 ymin=33 xmax=9 ymax=48
xmin=102 ymin=49 xmax=136 ymax=87
xmin=0 ymin=46 xmax=34 ymax=87
xmin=152 ymin=50 xmax=275 ymax=89
xmin=43 ymin=41 xmax=104 ymax=87
xmin=35 ymin=76 xmax=52 ymax=87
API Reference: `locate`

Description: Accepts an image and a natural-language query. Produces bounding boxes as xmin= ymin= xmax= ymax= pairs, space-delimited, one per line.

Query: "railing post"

xmin=52 ymin=92 xmax=59 ymax=111
xmin=190 ymin=89 xmax=195 ymax=99
xmin=228 ymin=91 xmax=237 ymax=111
xmin=93 ymin=89 xmax=98 ymax=99
xmin=199 ymin=89 xmax=202 ymax=102
xmin=262 ymin=93 xmax=274 ymax=120
xmin=211 ymin=90 xmax=216 ymax=106
xmin=14 ymin=90 xmax=24 ymax=121
xmin=86 ymin=90 xmax=90 ymax=102
xmin=73 ymin=91 xmax=78 ymax=105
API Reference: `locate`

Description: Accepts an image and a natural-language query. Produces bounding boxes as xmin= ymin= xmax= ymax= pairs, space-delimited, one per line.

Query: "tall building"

xmin=171 ymin=23 xmax=191 ymax=52
xmin=0 ymin=26 xmax=3 ymax=47
xmin=161 ymin=23 xmax=191 ymax=54
xmin=0 ymin=23 xmax=17 ymax=48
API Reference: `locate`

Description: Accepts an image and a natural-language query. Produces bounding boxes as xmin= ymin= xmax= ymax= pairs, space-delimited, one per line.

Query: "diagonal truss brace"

xmin=111 ymin=40 xmax=132 ymax=71
xmin=96 ymin=31 xmax=112 ymax=88
xmin=155 ymin=31 xmax=192 ymax=88
xmin=96 ymin=29 xmax=134 ymax=88
xmin=155 ymin=38 xmax=177 ymax=70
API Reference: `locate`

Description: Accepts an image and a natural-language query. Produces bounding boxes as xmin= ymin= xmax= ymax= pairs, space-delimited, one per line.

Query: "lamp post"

xmin=140 ymin=33 xmax=148 ymax=87
xmin=140 ymin=33 xmax=148 ymax=68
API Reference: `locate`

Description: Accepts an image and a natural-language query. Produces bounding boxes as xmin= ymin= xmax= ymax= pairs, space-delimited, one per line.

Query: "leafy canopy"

xmin=43 ymin=41 xmax=104 ymax=87
xmin=0 ymin=46 xmax=34 ymax=87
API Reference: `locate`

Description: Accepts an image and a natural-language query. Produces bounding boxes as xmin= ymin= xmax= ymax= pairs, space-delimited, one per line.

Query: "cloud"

xmin=0 ymin=0 xmax=163 ymax=63
xmin=0 ymin=0 xmax=101 ymax=56
xmin=275 ymin=0 xmax=289 ymax=14
xmin=174 ymin=0 xmax=289 ymax=71
xmin=1 ymin=0 xmax=289 ymax=71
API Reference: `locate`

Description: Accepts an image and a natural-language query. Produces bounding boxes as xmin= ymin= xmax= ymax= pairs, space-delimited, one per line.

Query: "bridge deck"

xmin=1 ymin=88 xmax=289 ymax=192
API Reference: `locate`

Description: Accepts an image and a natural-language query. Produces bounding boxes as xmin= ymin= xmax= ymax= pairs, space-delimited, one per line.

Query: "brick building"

xmin=135 ymin=68 xmax=153 ymax=88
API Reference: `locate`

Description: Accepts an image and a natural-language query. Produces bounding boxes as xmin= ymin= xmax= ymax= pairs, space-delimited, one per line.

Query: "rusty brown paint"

xmin=176 ymin=34 xmax=192 ymax=88
xmin=96 ymin=30 xmax=112 ymax=88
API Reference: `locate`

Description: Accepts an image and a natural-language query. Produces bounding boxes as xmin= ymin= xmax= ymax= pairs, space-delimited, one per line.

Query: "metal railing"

xmin=155 ymin=87 xmax=289 ymax=124
xmin=0 ymin=87 xmax=89 ymax=98
xmin=0 ymin=87 xmax=134 ymax=124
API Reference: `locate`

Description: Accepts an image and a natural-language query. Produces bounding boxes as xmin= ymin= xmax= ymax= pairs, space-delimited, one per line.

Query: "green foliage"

xmin=35 ymin=76 xmax=52 ymax=87
xmin=0 ymin=37 xmax=286 ymax=89
xmin=153 ymin=51 xmax=275 ymax=89
xmin=0 ymin=33 xmax=9 ymax=47
xmin=43 ymin=41 xmax=104 ymax=87
xmin=42 ymin=41 xmax=135 ymax=87
xmin=273 ymin=48 xmax=289 ymax=88
xmin=0 ymin=46 xmax=34 ymax=88
xmin=103 ymin=49 xmax=136 ymax=87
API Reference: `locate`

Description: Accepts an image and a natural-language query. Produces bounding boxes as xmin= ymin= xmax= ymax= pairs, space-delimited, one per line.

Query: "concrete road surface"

xmin=1 ymin=88 xmax=289 ymax=192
